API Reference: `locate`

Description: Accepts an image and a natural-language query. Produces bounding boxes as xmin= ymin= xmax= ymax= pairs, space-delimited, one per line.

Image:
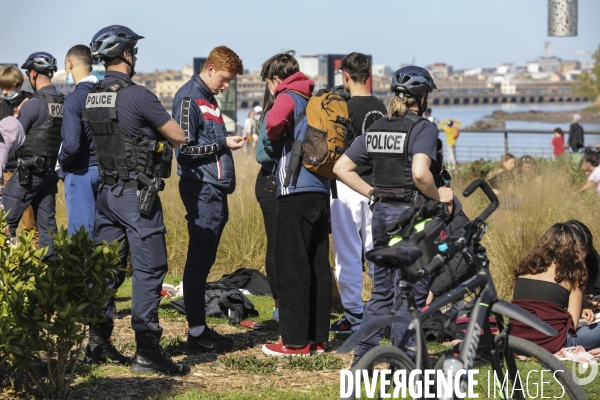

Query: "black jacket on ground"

xmin=0 ymin=91 xmax=32 ymax=172
xmin=429 ymin=197 xmax=480 ymax=297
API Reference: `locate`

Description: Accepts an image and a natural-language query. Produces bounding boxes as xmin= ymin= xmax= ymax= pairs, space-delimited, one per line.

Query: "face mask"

xmin=2 ymin=91 xmax=19 ymax=101
xmin=66 ymin=73 xmax=75 ymax=85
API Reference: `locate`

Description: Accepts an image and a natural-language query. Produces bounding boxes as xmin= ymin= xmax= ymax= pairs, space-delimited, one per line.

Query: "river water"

xmin=236 ymin=102 xmax=600 ymax=162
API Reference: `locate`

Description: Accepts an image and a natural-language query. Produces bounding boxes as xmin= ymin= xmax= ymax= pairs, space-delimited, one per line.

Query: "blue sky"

xmin=1 ymin=0 xmax=598 ymax=73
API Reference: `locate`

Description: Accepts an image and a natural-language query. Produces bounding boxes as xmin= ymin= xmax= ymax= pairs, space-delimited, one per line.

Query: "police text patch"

xmin=365 ymin=131 xmax=406 ymax=153
xmin=86 ymin=93 xmax=117 ymax=108
xmin=47 ymin=103 xmax=63 ymax=118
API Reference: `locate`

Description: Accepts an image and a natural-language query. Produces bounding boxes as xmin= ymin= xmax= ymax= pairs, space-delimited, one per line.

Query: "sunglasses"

xmin=131 ymin=47 xmax=138 ymax=56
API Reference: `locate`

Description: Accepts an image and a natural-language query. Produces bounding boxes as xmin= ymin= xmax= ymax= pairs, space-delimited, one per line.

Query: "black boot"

xmin=84 ymin=335 xmax=131 ymax=365
xmin=131 ymin=332 xmax=190 ymax=375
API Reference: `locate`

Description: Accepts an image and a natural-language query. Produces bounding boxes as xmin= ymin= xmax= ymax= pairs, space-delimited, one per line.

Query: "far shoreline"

xmin=466 ymin=106 xmax=600 ymax=130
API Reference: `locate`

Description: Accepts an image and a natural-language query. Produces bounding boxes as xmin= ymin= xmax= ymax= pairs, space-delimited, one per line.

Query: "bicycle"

xmin=338 ymin=179 xmax=587 ymax=399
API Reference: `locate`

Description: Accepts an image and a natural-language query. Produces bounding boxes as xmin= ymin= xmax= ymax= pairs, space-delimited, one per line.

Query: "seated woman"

xmin=511 ymin=221 xmax=600 ymax=353
xmin=486 ymin=153 xmax=515 ymax=194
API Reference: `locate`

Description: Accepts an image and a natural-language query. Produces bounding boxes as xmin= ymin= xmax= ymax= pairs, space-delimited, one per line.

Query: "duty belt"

xmin=101 ymin=175 xmax=139 ymax=190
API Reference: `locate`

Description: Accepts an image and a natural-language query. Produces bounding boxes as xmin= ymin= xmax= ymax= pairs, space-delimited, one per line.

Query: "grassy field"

xmin=45 ymin=150 xmax=600 ymax=398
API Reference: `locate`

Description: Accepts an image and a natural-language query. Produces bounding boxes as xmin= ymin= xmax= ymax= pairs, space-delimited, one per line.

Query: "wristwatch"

xmin=368 ymin=189 xmax=376 ymax=203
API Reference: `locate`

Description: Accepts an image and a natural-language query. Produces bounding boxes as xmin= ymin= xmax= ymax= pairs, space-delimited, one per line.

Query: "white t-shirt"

xmin=588 ymin=166 xmax=600 ymax=195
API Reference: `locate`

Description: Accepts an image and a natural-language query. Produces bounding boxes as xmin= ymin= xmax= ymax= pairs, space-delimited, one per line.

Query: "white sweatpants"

xmin=447 ymin=144 xmax=457 ymax=168
xmin=331 ymin=180 xmax=374 ymax=315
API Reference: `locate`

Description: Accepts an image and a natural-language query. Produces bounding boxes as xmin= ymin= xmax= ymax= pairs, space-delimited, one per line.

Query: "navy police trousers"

xmin=3 ymin=168 xmax=59 ymax=256
xmin=92 ymin=185 xmax=168 ymax=337
xmin=353 ymin=202 xmax=433 ymax=358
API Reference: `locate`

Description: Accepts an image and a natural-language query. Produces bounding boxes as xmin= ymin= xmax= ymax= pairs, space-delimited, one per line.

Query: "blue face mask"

xmin=66 ymin=73 xmax=75 ymax=86
xmin=2 ymin=91 xmax=19 ymax=101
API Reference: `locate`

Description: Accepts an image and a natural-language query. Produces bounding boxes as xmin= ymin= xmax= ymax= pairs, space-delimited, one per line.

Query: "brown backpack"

xmin=285 ymin=89 xmax=352 ymax=186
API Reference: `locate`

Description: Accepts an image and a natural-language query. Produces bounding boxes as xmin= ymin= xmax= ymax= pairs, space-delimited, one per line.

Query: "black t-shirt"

xmin=346 ymin=95 xmax=387 ymax=185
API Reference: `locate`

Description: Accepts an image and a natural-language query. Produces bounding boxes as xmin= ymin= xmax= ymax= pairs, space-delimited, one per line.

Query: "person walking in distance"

xmin=3 ymin=53 xmax=63 ymax=256
xmin=0 ymin=65 xmax=38 ymax=245
xmin=334 ymin=66 xmax=453 ymax=364
xmin=330 ymin=52 xmax=387 ymax=334
xmin=566 ymin=113 xmax=584 ymax=153
xmin=260 ymin=51 xmax=331 ymax=357
xmin=242 ymin=110 xmax=256 ymax=150
xmin=58 ymin=45 xmax=100 ymax=237
xmin=172 ymin=46 xmax=245 ymax=354
xmin=84 ymin=25 xmax=188 ymax=374
xmin=440 ymin=118 xmax=460 ymax=170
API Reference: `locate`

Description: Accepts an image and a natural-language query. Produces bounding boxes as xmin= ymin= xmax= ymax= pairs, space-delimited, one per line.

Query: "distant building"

xmin=298 ymin=54 xmax=327 ymax=77
xmin=428 ymin=63 xmax=453 ymax=80
xmin=526 ymin=56 xmax=561 ymax=73
xmin=559 ymin=60 xmax=581 ymax=74
xmin=496 ymin=63 xmax=515 ymax=75
xmin=500 ymin=81 xmax=517 ymax=95
xmin=372 ymin=64 xmax=392 ymax=77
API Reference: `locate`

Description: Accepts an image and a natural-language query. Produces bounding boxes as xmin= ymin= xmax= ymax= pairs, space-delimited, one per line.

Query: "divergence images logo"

xmin=570 ymin=359 xmax=598 ymax=386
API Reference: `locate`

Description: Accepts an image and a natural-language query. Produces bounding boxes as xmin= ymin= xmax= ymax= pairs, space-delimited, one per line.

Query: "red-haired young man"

xmin=173 ymin=46 xmax=245 ymax=353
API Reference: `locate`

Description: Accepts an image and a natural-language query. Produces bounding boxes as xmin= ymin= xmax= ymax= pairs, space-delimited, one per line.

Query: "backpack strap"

xmin=282 ymin=93 xmax=308 ymax=188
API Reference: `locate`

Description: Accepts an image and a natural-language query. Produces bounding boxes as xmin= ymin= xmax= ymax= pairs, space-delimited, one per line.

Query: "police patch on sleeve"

xmin=365 ymin=131 xmax=406 ymax=153
xmin=47 ymin=103 xmax=63 ymax=118
xmin=86 ymin=92 xmax=118 ymax=108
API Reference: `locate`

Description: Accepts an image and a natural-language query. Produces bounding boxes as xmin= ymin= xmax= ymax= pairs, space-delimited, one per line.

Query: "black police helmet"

xmin=21 ymin=52 xmax=57 ymax=75
xmin=90 ymin=25 xmax=144 ymax=60
xmin=391 ymin=66 xmax=437 ymax=97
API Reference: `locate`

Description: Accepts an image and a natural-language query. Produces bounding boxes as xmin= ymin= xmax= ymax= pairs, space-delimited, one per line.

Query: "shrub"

xmin=0 ymin=215 xmax=121 ymax=399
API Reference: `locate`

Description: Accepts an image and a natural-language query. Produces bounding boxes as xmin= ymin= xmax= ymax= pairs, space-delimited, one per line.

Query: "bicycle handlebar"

xmin=463 ymin=179 xmax=499 ymax=222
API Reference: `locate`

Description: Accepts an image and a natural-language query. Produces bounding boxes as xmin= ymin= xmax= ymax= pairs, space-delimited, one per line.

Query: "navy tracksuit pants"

xmin=92 ymin=185 xmax=168 ymax=338
xmin=353 ymin=202 xmax=432 ymax=358
xmin=179 ymin=179 xmax=228 ymax=328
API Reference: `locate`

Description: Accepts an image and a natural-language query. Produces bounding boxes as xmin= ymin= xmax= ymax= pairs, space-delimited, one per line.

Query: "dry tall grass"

xmin=454 ymin=161 xmax=600 ymax=300
xmin=53 ymin=153 xmax=599 ymax=301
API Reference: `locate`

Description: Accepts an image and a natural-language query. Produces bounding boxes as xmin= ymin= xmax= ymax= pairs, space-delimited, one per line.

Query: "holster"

xmin=17 ymin=156 xmax=45 ymax=185
xmin=136 ymin=173 xmax=165 ymax=216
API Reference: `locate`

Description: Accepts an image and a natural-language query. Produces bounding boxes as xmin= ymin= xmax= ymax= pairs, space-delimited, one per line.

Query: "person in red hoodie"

xmin=259 ymin=51 xmax=331 ymax=357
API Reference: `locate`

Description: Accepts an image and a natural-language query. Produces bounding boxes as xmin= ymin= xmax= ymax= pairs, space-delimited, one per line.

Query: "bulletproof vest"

xmin=18 ymin=91 xmax=64 ymax=158
xmin=366 ymin=113 xmax=438 ymax=200
xmin=82 ymin=79 xmax=160 ymax=181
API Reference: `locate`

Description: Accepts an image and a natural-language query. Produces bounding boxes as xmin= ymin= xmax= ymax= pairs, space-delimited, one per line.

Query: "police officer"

xmin=84 ymin=25 xmax=188 ymax=374
xmin=3 ymin=53 xmax=63 ymax=255
xmin=334 ymin=66 xmax=454 ymax=363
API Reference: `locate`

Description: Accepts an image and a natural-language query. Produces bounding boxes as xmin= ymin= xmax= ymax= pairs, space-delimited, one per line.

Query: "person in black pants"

xmin=254 ymin=84 xmax=278 ymax=321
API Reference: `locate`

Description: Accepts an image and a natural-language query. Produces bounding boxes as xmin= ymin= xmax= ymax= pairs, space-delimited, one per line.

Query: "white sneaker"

xmin=272 ymin=307 xmax=279 ymax=322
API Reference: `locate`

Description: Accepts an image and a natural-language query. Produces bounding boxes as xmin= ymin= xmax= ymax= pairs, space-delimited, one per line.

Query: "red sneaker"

xmin=262 ymin=343 xmax=310 ymax=357
xmin=310 ymin=342 xmax=325 ymax=354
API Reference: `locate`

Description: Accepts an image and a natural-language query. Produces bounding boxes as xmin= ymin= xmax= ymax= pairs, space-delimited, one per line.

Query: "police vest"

xmin=366 ymin=113 xmax=440 ymax=201
xmin=82 ymin=79 xmax=162 ymax=183
xmin=18 ymin=91 xmax=64 ymax=158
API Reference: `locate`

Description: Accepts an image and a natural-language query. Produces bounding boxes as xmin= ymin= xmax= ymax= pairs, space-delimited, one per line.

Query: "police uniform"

xmin=343 ymin=110 xmax=441 ymax=358
xmin=3 ymin=85 xmax=63 ymax=254
xmin=82 ymin=70 xmax=173 ymax=344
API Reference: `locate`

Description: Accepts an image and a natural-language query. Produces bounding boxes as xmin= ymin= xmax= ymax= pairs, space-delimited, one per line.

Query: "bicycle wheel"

xmin=435 ymin=335 xmax=587 ymax=399
xmin=345 ymin=345 xmax=416 ymax=400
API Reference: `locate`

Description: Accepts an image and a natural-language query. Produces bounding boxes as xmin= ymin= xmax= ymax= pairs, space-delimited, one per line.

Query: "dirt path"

xmin=69 ymin=316 xmax=353 ymax=399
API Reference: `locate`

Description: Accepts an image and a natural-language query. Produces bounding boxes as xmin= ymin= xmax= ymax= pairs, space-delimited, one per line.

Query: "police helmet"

xmin=391 ymin=66 xmax=437 ymax=97
xmin=21 ymin=52 xmax=57 ymax=75
xmin=90 ymin=25 xmax=144 ymax=60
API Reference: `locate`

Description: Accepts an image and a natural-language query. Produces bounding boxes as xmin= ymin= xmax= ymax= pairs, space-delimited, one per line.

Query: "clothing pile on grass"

xmin=169 ymin=268 xmax=270 ymax=324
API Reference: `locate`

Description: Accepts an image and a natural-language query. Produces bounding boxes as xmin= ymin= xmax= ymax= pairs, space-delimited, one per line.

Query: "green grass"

xmin=167 ymin=385 xmax=340 ymax=400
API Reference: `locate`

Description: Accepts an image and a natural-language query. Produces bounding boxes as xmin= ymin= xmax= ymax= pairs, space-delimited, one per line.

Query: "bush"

xmin=0 ymin=215 xmax=121 ymax=399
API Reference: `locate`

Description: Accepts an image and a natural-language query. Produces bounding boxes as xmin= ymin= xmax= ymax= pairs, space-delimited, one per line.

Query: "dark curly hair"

xmin=514 ymin=221 xmax=590 ymax=290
